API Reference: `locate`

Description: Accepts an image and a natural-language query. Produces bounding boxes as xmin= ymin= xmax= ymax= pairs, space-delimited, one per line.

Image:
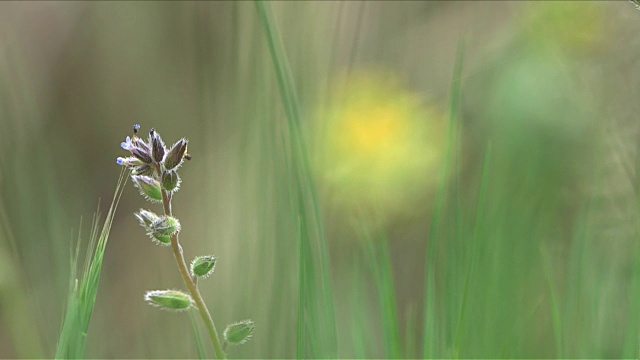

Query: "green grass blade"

xmin=540 ymin=243 xmax=564 ymax=358
xmin=404 ymin=302 xmax=418 ymax=359
xmin=0 ymin=192 xmax=46 ymax=358
xmin=350 ymin=260 xmax=370 ymax=359
xmin=360 ymin=222 xmax=402 ymax=358
xmin=254 ymin=1 xmax=337 ymax=357
xmin=189 ymin=309 xmax=208 ymax=359
xmin=55 ymin=170 xmax=127 ymax=359
xmin=453 ymin=142 xmax=491 ymax=357
xmin=423 ymin=38 xmax=466 ymax=359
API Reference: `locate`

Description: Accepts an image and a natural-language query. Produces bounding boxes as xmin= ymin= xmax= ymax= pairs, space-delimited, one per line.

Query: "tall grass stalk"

xmin=453 ymin=143 xmax=491 ymax=357
xmin=188 ymin=302 xmax=208 ymax=359
xmin=0 ymin=193 xmax=45 ymax=358
xmin=540 ymin=243 xmax=564 ymax=358
xmin=255 ymin=1 xmax=337 ymax=357
xmin=55 ymin=170 xmax=127 ymax=359
xmin=359 ymin=221 xmax=401 ymax=358
xmin=423 ymin=39 xmax=465 ymax=359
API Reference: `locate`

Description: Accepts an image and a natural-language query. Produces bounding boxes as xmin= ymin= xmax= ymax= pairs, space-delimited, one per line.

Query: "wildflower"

xmin=117 ymin=125 xmax=189 ymax=175
xmin=118 ymin=125 xmax=252 ymax=357
xmin=118 ymin=132 xmax=152 ymax=169
xmin=116 ymin=156 xmax=143 ymax=167
xmin=120 ymin=136 xmax=134 ymax=151
xmin=314 ymin=69 xmax=446 ymax=216
xmin=117 ymin=126 xmax=159 ymax=172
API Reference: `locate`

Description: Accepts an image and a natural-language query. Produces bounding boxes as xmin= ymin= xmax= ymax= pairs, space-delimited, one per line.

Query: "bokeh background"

xmin=1 ymin=1 xmax=640 ymax=358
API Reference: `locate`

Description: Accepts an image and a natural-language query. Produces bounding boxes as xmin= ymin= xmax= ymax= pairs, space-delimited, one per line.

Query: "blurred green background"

xmin=1 ymin=1 xmax=640 ymax=358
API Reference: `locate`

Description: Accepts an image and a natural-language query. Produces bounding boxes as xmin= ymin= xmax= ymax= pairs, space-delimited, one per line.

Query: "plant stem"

xmin=155 ymin=165 xmax=226 ymax=359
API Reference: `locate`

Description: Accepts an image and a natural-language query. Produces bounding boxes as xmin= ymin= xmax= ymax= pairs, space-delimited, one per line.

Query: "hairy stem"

xmin=155 ymin=165 xmax=226 ymax=359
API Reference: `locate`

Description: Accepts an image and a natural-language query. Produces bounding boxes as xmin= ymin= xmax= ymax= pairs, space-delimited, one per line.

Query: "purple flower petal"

xmin=121 ymin=136 xmax=134 ymax=150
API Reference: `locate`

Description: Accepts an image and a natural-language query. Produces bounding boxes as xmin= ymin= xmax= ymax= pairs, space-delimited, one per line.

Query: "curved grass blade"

xmin=254 ymin=1 xmax=337 ymax=357
xmin=55 ymin=170 xmax=127 ymax=359
xmin=423 ymin=38 xmax=466 ymax=359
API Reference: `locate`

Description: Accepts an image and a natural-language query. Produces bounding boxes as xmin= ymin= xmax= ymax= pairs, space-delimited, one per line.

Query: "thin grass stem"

xmin=453 ymin=143 xmax=491 ymax=357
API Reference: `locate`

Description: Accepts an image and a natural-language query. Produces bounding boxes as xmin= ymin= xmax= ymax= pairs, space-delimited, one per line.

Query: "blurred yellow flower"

xmin=313 ymin=69 xmax=447 ymax=218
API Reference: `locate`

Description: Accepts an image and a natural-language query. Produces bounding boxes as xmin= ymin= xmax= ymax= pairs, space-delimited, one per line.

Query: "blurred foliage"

xmin=0 ymin=1 xmax=639 ymax=359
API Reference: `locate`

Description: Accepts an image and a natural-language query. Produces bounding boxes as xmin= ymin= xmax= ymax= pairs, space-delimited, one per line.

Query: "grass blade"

xmin=189 ymin=309 xmax=208 ymax=359
xmin=55 ymin=170 xmax=127 ymax=359
xmin=423 ymin=38 xmax=466 ymax=359
xmin=540 ymin=244 xmax=564 ymax=358
xmin=254 ymin=1 xmax=337 ymax=357
xmin=453 ymin=143 xmax=491 ymax=357
xmin=360 ymin=221 xmax=401 ymax=358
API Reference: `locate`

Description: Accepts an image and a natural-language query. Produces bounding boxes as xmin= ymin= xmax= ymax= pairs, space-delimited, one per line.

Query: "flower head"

xmin=117 ymin=125 xmax=190 ymax=177
xmin=118 ymin=129 xmax=153 ymax=169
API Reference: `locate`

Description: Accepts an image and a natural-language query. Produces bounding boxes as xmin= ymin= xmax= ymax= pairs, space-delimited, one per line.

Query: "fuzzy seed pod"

xmin=224 ymin=320 xmax=255 ymax=345
xmin=165 ymin=139 xmax=188 ymax=170
xmin=149 ymin=233 xmax=172 ymax=245
xmin=150 ymin=129 xmax=166 ymax=163
xmin=150 ymin=216 xmax=181 ymax=237
xmin=134 ymin=210 xmax=171 ymax=245
xmin=162 ymin=170 xmax=181 ymax=192
xmin=134 ymin=209 xmax=160 ymax=228
xmin=190 ymin=255 xmax=216 ymax=278
xmin=132 ymin=175 xmax=163 ymax=203
xmin=132 ymin=164 xmax=153 ymax=176
xmin=131 ymin=147 xmax=153 ymax=164
xmin=144 ymin=290 xmax=193 ymax=311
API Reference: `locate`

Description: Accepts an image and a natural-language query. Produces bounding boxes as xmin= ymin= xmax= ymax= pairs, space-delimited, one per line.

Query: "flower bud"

xmin=134 ymin=209 xmax=160 ymax=228
xmin=162 ymin=170 xmax=181 ymax=192
xmin=132 ymin=164 xmax=152 ymax=176
xmin=224 ymin=320 xmax=255 ymax=345
xmin=150 ymin=216 xmax=180 ymax=237
xmin=134 ymin=210 xmax=171 ymax=245
xmin=165 ymin=139 xmax=188 ymax=170
xmin=190 ymin=255 xmax=216 ymax=278
xmin=135 ymin=137 xmax=151 ymax=153
xmin=116 ymin=156 xmax=144 ymax=168
xmin=144 ymin=290 xmax=193 ymax=311
xmin=132 ymin=175 xmax=163 ymax=203
xmin=131 ymin=147 xmax=153 ymax=164
xmin=150 ymin=129 xmax=166 ymax=163
xmin=147 ymin=232 xmax=171 ymax=246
